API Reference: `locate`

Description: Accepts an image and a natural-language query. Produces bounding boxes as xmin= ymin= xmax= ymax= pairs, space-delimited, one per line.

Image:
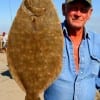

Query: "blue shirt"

xmin=44 ymin=21 xmax=100 ymax=100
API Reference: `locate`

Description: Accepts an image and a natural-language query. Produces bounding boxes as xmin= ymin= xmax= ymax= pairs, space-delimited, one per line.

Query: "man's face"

xmin=62 ymin=2 xmax=93 ymax=29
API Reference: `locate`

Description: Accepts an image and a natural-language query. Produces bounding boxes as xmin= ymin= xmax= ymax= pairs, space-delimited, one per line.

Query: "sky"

xmin=0 ymin=0 xmax=100 ymax=34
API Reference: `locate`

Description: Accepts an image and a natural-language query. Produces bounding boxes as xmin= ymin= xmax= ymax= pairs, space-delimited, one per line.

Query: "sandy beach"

xmin=0 ymin=52 xmax=44 ymax=100
xmin=0 ymin=52 xmax=100 ymax=100
xmin=0 ymin=52 xmax=25 ymax=100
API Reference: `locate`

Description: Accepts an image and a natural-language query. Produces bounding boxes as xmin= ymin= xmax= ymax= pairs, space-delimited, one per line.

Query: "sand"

xmin=0 ymin=52 xmax=44 ymax=100
xmin=0 ymin=52 xmax=25 ymax=100
xmin=0 ymin=52 xmax=100 ymax=100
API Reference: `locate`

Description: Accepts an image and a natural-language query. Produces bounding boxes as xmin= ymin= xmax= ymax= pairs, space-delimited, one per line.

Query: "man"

xmin=44 ymin=0 xmax=100 ymax=100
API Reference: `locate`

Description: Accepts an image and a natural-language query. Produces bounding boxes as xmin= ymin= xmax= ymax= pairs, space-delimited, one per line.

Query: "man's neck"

xmin=67 ymin=27 xmax=84 ymax=72
xmin=68 ymin=27 xmax=84 ymax=44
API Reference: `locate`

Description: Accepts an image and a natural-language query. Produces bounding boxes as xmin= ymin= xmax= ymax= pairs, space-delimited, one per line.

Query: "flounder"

xmin=7 ymin=0 xmax=63 ymax=100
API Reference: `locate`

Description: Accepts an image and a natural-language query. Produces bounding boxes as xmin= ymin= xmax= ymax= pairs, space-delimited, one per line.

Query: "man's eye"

xmin=68 ymin=7 xmax=89 ymax=13
xmin=80 ymin=8 xmax=89 ymax=13
xmin=69 ymin=7 xmax=78 ymax=11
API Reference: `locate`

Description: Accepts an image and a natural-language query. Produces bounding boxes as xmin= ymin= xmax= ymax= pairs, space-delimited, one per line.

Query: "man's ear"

xmin=87 ymin=8 xmax=93 ymax=20
xmin=62 ymin=3 xmax=66 ymax=16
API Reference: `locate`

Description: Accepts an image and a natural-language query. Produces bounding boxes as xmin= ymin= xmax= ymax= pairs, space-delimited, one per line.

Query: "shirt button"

xmin=80 ymin=71 xmax=83 ymax=74
xmin=81 ymin=57 xmax=84 ymax=62
xmin=76 ymin=96 xmax=78 ymax=100
xmin=80 ymin=57 xmax=85 ymax=64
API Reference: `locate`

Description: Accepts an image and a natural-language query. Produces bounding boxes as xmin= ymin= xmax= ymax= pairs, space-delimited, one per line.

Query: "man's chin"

xmin=70 ymin=24 xmax=83 ymax=30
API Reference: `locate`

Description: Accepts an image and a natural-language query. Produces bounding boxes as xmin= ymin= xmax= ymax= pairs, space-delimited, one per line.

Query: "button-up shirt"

xmin=44 ymin=21 xmax=100 ymax=100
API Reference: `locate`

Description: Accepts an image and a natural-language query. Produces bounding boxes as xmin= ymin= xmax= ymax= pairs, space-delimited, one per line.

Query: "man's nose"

xmin=75 ymin=10 xmax=82 ymax=16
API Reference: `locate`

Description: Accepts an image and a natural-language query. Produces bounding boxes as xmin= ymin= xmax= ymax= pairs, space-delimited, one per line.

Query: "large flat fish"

xmin=7 ymin=0 xmax=63 ymax=100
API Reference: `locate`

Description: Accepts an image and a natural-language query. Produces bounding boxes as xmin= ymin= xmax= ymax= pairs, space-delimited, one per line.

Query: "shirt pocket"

xmin=91 ymin=60 xmax=99 ymax=76
xmin=92 ymin=40 xmax=100 ymax=62
xmin=91 ymin=52 xmax=100 ymax=76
